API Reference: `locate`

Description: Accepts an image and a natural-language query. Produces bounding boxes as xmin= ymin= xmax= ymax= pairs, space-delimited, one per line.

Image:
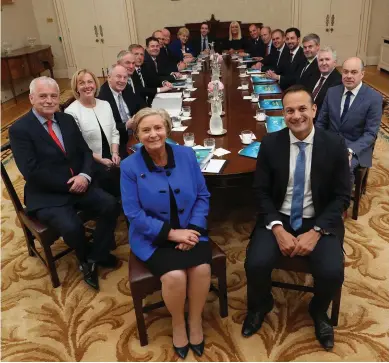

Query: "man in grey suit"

xmin=316 ymin=57 xmax=382 ymax=185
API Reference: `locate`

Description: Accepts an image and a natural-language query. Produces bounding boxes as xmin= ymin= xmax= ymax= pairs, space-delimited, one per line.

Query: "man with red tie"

xmin=9 ymin=77 xmax=119 ymax=290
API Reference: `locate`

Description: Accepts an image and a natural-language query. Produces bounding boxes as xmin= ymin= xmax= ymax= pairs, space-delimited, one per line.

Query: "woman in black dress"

xmin=224 ymin=21 xmax=246 ymax=54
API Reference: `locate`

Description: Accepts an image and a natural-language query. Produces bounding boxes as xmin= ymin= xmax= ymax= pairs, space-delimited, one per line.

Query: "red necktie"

xmin=46 ymin=120 xmax=73 ymax=175
xmin=312 ymin=76 xmax=326 ymax=100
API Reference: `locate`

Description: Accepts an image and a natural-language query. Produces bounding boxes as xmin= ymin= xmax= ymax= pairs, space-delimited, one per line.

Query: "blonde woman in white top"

xmin=65 ymin=69 xmax=121 ymax=197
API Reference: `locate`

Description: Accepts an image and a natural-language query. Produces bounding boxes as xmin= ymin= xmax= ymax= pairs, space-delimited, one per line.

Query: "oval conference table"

xmin=128 ymin=56 xmax=283 ymax=189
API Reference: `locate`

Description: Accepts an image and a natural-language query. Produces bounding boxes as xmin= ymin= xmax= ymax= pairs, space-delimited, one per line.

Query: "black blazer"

xmin=144 ymin=51 xmax=175 ymax=81
xmin=313 ymin=68 xmax=342 ymax=117
xmin=157 ymin=47 xmax=178 ymax=74
xmin=253 ymin=127 xmax=350 ymax=239
xmin=298 ymin=57 xmax=321 ymax=91
xmin=98 ymin=81 xmax=146 ymax=145
xmin=244 ymin=37 xmax=266 ymax=58
xmin=132 ymin=67 xmax=158 ymax=106
xmin=9 ymin=110 xmax=94 ymax=212
xmin=192 ymin=35 xmax=216 ymax=56
xmin=278 ymin=47 xmax=307 ymax=89
xmin=261 ymin=44 xmax=289 ymax=72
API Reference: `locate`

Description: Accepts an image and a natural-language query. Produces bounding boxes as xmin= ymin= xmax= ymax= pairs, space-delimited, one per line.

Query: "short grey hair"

xmin=302 ymin=33 xmax=320 ymax=45
xmin=132 ymin=108 xmax=172 ymax=139
xmin=30 ymin=76 xmax=59 ymax=94
xmin=318 ymin=46 xmax=337 ymax=61
xmin=108 ymin=63 xmax=127 ymax=76
xmin=117 ymin=50 xmax=132 ymax=62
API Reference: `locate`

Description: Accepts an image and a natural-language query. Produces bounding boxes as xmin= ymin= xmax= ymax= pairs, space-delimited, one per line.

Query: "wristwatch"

xmin=313 ymin=225 xmax=326 ymax=235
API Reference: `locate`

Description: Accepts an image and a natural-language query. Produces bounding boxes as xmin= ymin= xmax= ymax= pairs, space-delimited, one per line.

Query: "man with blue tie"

xmin=192 ymin=22 xmax=216 ymax=56
xmin=242 ymin=85 xmax=350 ymax=350
xmin=316 ymin=57 xmax=382 ymax=185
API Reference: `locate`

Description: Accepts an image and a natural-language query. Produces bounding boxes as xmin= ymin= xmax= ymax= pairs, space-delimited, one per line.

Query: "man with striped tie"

xmin=242 ymin=85 xmax=350 ymax=350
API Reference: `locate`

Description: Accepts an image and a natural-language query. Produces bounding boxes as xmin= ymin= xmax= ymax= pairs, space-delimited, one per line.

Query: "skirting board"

xmin=366 ymin=56 xmax=379 ymax=66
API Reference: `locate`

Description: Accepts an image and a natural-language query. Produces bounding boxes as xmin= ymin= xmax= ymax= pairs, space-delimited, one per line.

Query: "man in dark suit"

xmin=316 ymin=57 xmax=383 ymax=185
xmin=312 ymin=46 xmax=342 ymax=118
xmin=242 ymin=85 xmax=350 ymax=350
xmin=261 ymin=26 xmax=276 ymax=58
xmin=98 ymin=63 xmax=146 ymax=158
xmin=161 ymin=27 xmax=182 ymax=64
xmin=244 ymin=24 xmax=266 ymax=58
xmin=192 ymin=22 xmax=216 ymax=56
xmin=9 ymin=77 xmax=120 ymax=290
xmin=128 ymin=43 xmax=173 ymax=106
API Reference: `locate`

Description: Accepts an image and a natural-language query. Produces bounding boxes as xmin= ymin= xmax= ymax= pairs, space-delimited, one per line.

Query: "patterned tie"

xmin=340 ymin=91 xmax=353 ymax=123
xmin=300 ymin=61 xmax=309 ymax=76
xmin=137 ymin=68 xmax=145 ymax=87
xmin=117 ymin=93 xmax=129 ymax=123
xmin=46 ymin=120 xmax=73 ymax=176
xmin=127 ymin=78 xmax=135 ymax=93
xmin=202 ymin=37 xmax=206 ymax=51
xmin=312 ymin=76 xmax=326 ymax=100
xmin=153 ymin=58 xmax=158 ymax=73
xmin=290 ymin=142 xmax=307 ymax=231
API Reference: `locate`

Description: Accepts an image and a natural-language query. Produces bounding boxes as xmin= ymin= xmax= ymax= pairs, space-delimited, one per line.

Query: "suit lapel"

xmin=311 ymin=129 xmax=324 ymax=204
xmin=341 ymin=84 xmax=366 ymax=126
xmin=104 ymin=84 xmax=121 ymax=122
xmin=56 ymin=112 xmax=72 ymax=154
xmin=278 ymin=129 xmax=291 ymax=195
xmin=333 ymin=85 xmax=344 ymax=126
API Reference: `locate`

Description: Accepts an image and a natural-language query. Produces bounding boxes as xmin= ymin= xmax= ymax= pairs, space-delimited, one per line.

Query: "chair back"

xmin=1 ymin=142 xmax=24 ymax=214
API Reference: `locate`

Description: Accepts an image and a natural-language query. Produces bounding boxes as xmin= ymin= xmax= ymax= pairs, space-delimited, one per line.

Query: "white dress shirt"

xmin=290 ymin=46 xmax=300 ymax=62
xmin=340 ymin=81 xmax=363 ymax=116
xmin=266 ymin=40 xmax=273 ymax=55
xmin=65 ymin=99 xmax=120 ymax=157
xmin=267 ymin=127 xmax=316 ymax=230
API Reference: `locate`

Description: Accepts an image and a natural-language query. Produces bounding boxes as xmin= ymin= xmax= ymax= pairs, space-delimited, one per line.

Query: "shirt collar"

xmin=307 ymin=54 xmax=317 ymax=64
xmin=291 ymin=46 xmax=300 ymax=56
xmin=289 ymin=126 xmax=315 ymax=145
xmin=278 ymin=43 xmax=285 ymax=53
xmin=201 ymin=35 xmax=208 ymax=40
xmin=141 ymin=143 xmax=176 ymax=172
xmin=32 ymin=108 xmax=56 ymax=125
xmin=343 ymin=81 xmax=363 ymax=97
xmin=321 ymin=68 xmax=335 ymax=79
xmin=109 ymin=86 xmax=121 ymax=98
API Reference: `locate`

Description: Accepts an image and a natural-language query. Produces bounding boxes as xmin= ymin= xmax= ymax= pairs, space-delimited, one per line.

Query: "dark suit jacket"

xmin=253 ymin=127 xmax=350 ymax=239
xmin=144 ymin=51 xmax=175 ymax=81
xmin=192 ymin=35 xmax=216 ymax=56
xmin=278 ymin=47 xmax=307 ymax=90
xmin=244 ymin=37 xmax=266 ymax=58
xmin=98 ymin=81 xmax=146 ymax=146
xmin=132 ymin=65 xmax=161 ymax=106
xmin=9 ymin=110 xmax=94 ymax=212
xmin=316 ymin=84 xmax=383 ymax=167
xmin=168 ymin=39 xmax=195 ymax=61
xmin=158 ymin=45 xmax=179 ymax=71
xmin=313 ymin=69 xmax=342 ymax=117
xmin=298 ymin=57 xmax=321 ymax=90
xmin=261 ymin=44 xmax=289 ymax=73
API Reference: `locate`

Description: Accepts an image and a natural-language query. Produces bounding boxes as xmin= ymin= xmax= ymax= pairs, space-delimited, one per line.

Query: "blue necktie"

xmin=340 ymin=91 xmax=353 ymax=123
xmin=290 ymin=142 xmax=307 ymax=231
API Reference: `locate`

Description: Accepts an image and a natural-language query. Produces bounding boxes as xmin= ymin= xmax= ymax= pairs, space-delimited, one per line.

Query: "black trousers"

xmin=93 ymin=162 xmax=121 ymax=198
xmin=35 ymin=186 xmax=119 ymax=263
xmin=245 ymin=214 xmax=344 ymax=314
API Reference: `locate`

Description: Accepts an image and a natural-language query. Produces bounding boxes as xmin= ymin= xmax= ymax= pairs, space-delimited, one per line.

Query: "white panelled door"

xmin=62 ymin=0 xmax=131 ymax=77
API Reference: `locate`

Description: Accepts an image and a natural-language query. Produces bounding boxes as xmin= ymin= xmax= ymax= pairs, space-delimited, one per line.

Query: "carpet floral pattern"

xmin=1 ymin=113 xmax=389 ymax=361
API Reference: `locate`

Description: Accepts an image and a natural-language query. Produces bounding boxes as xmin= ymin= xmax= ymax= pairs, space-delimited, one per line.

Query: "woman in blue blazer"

xmin=120 ymin=108 xmax=211 ymax=359
xmin=169 ymin=27 xmax=195 ymax=62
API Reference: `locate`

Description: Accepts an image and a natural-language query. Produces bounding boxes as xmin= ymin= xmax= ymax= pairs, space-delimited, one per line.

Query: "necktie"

xmin=137 ymin=68 xmax=145 ymax=87
xmin=290 ymin=142 xmax=307 ymax=231
xmin=202 ymin=37 xmax=206 ymax=51
xmin=300 ymin=61 xmax=309 ymax=76
xmin=46 ymin=120 xmax=73 ymax=176
xmin=128 ymin=78 xmax=135 ymax=93
xmin=289 ymin=51 xmax=294 ymax=63
xmin=312 ymin=76 xmax=326 ymax=99
xmin=266 ymin=44 xmax=270 ymax=56
xmin=117 ymin=93 xmax=129 ymax=123
xmin=153 ymin=58 xmax=158 ymax=73
xmin=341 ymin=91 xmax=353 ymax=123
xmin=277 ymin=49 xmax=282 ymax=66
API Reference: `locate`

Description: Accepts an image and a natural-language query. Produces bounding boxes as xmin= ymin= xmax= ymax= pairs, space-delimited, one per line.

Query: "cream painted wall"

xmin=132 ymin=0 xmax=293 ymax=46
xmin=366 ymin=0 xmax=389 ymax=65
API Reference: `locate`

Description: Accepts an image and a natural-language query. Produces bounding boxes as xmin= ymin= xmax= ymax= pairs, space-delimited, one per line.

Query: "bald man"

xmin=316 ymin=57 xmax=382 ymax=185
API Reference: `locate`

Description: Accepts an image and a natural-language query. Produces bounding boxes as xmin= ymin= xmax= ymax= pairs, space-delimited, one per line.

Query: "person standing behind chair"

xmin=65 ymin=69 xmax=121 ymax=198
xmin=243 ymin=85 xmax=350 ymax=350
xmin=169 ymin=27 xmax=195 ymax=63
xmin=316 ymin=57 xmax=382 ymax=185
xmin=9 ymin=76 xmax=120 ymax=290
xmin=121 ymin=108 xmax=211 ymax=359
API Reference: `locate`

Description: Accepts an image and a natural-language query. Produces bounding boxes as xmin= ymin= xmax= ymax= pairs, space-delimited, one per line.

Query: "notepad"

xmin=202 ymin=159 xmax=226 ymax=173
xmin=155 ymin=92 xmax=182 ymax=99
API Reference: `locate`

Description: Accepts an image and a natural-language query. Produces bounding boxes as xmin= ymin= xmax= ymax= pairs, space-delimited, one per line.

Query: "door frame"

xmin=53 ymin=0 xmax=139 ymax=78
xmin=291 ymin=0 xmax=372 ymax=64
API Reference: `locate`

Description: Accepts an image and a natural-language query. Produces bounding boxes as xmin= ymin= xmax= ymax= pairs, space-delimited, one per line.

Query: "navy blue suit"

xmin=168 ymin=39 xmax=195 ymax=61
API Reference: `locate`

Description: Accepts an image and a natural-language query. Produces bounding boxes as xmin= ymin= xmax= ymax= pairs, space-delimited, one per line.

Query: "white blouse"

xmin=65 ymin=99 xmax=120 ymax=157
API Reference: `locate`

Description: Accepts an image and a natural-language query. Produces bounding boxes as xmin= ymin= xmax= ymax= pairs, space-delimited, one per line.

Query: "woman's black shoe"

xmin=173 ymin=344 xmax=189 ymax=359
xmin=189 ymin=340 xmax=205 ymax=356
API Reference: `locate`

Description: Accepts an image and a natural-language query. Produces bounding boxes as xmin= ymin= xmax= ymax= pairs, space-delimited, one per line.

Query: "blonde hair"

xmin=132 ymin=108 xmax=172 ymax=140
xmin=71 ymin=69 xmax=100 ymax=99
xmin=177 ymin=27 xmax=190 ymax=38
xmin=229 ymin=21 xmax=242 ymax=41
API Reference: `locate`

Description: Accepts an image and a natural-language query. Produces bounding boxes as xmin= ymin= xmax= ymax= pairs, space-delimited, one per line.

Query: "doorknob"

xmin=326 ymin=28 xmax=329 ymax=32
xmin=94 ymin=25 xmax=98 ymax=37
xmin=99 ymin=25 xmax=104 ymax=37
xmin=95 ymin=39 xmax=99 ymax=43
xmin=330 ymin=28 xmax=334 ymax=33
xmin=100 ymin=38 xmax=104 ymax=43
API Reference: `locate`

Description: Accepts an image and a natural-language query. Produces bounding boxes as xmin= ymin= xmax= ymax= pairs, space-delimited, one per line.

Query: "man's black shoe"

xmin=94 ymin=253 xmax=118 ymax=268
xmin=79 ymin=262 xmax=99 ymax=290
xmin=309 ymin=310 xmax=334 ymax=350
xmin=241 ymin=303 xmax=273 ymax=337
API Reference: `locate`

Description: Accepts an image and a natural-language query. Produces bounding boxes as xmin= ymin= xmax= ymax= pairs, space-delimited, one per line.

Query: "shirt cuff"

xmin=347 ymin=148 xmax=354 ymax=155
xmin=153 ymin=222 xmax=171 ymax=247
xmin=266 ymin=220 xmax=283 ymax=230
xmin=79 ymin=173 xmax=91 ymax=183
xmin=157 ymin=87 xmax=161 ymax=93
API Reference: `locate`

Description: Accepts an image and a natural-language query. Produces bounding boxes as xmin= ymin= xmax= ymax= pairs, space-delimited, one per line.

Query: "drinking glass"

xmin=251 ymin=93 xmax=259 ymax=102
xmin=172 ymin=116 xmax=182 ymax=128
xmin=241 ymin=130 xmax=253 ymax=144
xmin=182 ymin=106 xmax=191 ymax=117
xmin=183 ymin=89 xmax=191 ymax=98
xmin=183 ymin=132 xmax=195 ymax=146
xmin=241 ymin=79 xmax=249 ymax=90
xmin=204 ymin=138 xmax=216 ymax=151
xmin=256 ymin=108 xmax=267 ymax=121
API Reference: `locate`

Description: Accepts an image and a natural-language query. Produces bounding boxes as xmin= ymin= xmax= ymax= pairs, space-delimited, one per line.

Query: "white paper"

xmin=239 ymin=74 xmax=249 ymax=78
xmin=191 ymin=71 xmax=200 ymax=75
xmin=183 ymin=97 xmax=196 ymax=102
xmin=202 ymin=159 xmax=226 ymax=173
xmin=172 ymin=126 xmax=188 ymax=132
xmin=243 ymin=96 xmax=252 ymax=100
xmin=178 ymin=74 xmax=188 ymax=80
xmin=155 ymin=92 xmax=182 ymax=99
xmin=187 ymin=88 xmax=197 ymax=92
xmin=237 ymin=65 xmax=247 ymax=69
xmin=193 ymin=145 xmax=209 ymax=150
xmin=213 ymin=148 xmax=231 ymax=157
xmin=239 ymin=134 xmax=257 ymax=141
xmin=181 ymin=116 xmax=192 ymax=121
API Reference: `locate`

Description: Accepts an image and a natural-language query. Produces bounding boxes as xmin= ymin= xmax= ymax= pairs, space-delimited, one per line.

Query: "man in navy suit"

xmin=316 ymin=57 xmax=382 ymax=185
xmin=9 ymin=77 xmax=119 ymax=290
xmin=192 ymin=22 xmax=216 ymax=56
xmin=243 ymin=85 xmax=350 ymax=350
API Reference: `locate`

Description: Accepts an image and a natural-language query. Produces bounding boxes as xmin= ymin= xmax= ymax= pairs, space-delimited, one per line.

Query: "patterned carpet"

xmin=1 ymin=100 xmax=389 ymax=361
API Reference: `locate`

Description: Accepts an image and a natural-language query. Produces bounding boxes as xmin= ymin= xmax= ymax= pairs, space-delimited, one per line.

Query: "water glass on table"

xmin=256 ymin=108 xmax=267 ymax=121
xmin=241 ymin=79 xmax=249 ymax=90
xmin=183 ymin=89 xmax=191 ymax=98
xmin=251 ymin=93 xmax=259 ymax=102
xmin=172 ymin=116 xmax=182 ymax=128
xmin=203 ymin=138 xmax=216 ymax=151
xmin=241 ymin=130 xmax=254 ymax=144
xmin=182 ymin=105 xmax=191 ymax=117
xmin=183 ymin=132 xmax=195 ymax=147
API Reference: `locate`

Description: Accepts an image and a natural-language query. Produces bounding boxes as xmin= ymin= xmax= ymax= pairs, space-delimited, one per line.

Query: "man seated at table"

xmin=98 ymin=63 xmax=146 ymax=157
xmin=192 ymin=22 xmax=216 ymax=56
xmin=316 ymin=57 xmax=382 ymax=185
xmin=128 ymin=44 xmax=173 ymax=105
xmin=260 ymin=26 xmax=277 ymax=59
xmin=161 ymin=28 xmax=182 ymax=64
xmin=243 ymin=85 xmax=350 ymax=350
xmin=244 ymin=24 xmax=266 ymax=59
xmin=10 ymin=76 xmax=120 ymax=290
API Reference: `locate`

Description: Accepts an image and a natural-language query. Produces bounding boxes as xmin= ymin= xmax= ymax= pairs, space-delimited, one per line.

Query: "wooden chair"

xmin=272 ymin=255 xmax=342 ymax=326
xmin=1 ymin=142 xmax=93 ymax=288
xmin=128 ymin=240 xmax=228 ymax=346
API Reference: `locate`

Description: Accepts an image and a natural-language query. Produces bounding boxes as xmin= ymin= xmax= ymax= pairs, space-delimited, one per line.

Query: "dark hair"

xmin=200 ymin=21 xmax=209 ymax=29
xmin=272 ymin=29 xmax=285 ymax=37
xmin=282 ymin=84 xmax=314 ymax=105
xmin=146 ymin=36 xmax=159 ymax=47
xmin=285 ymin=27 xmax=301 ymax=38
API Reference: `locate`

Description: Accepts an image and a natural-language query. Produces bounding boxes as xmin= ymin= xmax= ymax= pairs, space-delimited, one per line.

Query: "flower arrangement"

xmin=207 ymin=80 xmax=224 ymax=92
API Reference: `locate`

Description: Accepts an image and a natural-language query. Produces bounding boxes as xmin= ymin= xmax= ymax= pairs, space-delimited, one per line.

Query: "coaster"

xmin=207 ymin=129 xmax=227 ymax=136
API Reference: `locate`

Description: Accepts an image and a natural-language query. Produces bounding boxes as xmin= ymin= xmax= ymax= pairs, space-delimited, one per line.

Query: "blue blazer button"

xmin=140 ymin=173 xmax=146 ymax=178
xmin=166 ymin=171 xmax=171 ymax=176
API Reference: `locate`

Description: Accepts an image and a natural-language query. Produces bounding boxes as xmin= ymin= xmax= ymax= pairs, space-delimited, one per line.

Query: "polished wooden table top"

xmin=130 ymin=56 xmax=283 ymax=183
